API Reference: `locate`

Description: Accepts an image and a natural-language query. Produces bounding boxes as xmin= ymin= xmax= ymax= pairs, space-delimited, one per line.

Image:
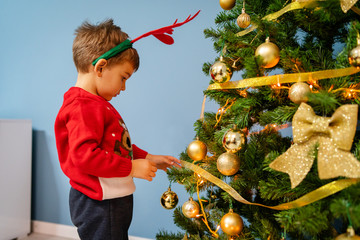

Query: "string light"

xmin=331 ymin=83 xmax=360 ymax=99
xmin=236 ymin=88 xmax=248 ymax=97
xmin=195 ymin=177 xmax=219 ymax=238
xmin=215 ymin=98 xmax=236 ymax=128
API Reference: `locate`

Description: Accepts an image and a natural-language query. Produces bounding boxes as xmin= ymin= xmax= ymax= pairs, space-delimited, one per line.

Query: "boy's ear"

xmin=94 ymin=59 xmax=108 ymax=77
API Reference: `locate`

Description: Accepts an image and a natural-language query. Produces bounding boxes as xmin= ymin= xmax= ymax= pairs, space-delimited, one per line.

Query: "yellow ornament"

xmin=160 ymin=187 xmax=179 ymax=210
xmin=255 ymin=37 xmax=280 ymax=68
xmin=288 ymin=82 xmax=311 ymax=104
xmin=237 ymin=8 xmax=251 ymax=28
xmin=187 ymin=139 xmax=207 ymax=161
xmin=336 ymin=226 xmax=360 ymax=240
xmin=219 ymin=0 xmax=236 ymax=10
xmin=210 ymin=56 xmax=233 ymax=83
xmin=220 ymin=209 xmax=244 ymax=236
xmin=222 ymin=128 xmax=245 ymax=153
xmin=217 ymin=152 xmax=240 ymax=176
xmin=182 ymin=197 xmax=200 ymax=218
xmin=349 ymin=36 xmax=360 ymax=68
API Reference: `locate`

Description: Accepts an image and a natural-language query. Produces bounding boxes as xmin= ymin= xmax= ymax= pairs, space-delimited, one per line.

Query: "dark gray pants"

xmin=69 ymin=187 xmax=133 ymax=240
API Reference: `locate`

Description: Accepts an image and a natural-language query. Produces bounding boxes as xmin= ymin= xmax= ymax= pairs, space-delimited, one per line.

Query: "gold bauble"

xmin=182 ymin=197 xmax=200 ymax=218
xmin=255 ymin=37 xmax=280 ymax=68
xmin=336 ymin=227 xmax=360 ymax=240
xmin=160 ymin=187 xmax=178 ymax=210
xmin=187 ymin=139 xmax=207 ymax=161
xmin=220 ymin=209 xmax=244 ymax=236
xmin=288 ymin=82 xmax=311 ymax=104
xmin=349 ymin=38 xmax=360 ymax=68
xmin=217 ymin=152 xmax=240 ymax=176
xmin=237 ymin=8 xmax=251 ymax=28
xmin=219 ymin=0 xmax=236 ymax=10
xmin=222 ymin=128 xmax=245 ymax=153
xmin=209 ymin=56 xmax=233 ymax=83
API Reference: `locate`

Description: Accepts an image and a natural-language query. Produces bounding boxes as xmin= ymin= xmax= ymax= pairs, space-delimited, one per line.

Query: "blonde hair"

xmin=72 ymin=19 xmax=139 ymax=73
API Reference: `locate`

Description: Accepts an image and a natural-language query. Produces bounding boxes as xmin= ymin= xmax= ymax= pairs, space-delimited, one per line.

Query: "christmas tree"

xmin=157 ymin=0 xmax=360 ymax=239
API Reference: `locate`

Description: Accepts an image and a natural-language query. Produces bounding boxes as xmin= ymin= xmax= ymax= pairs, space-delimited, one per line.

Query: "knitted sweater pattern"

xmin=55 ymin=87 xmax=147 ymax=200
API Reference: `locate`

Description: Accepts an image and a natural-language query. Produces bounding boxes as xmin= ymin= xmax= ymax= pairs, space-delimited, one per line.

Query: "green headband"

xmin=91 ymin=10 xmax=200 ymax=66
xmin=92 ymin=39 xmax=133 ymax=66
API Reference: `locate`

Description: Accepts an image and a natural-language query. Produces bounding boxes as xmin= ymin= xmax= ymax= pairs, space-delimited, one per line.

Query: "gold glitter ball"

xmin=288 ymin=82 xmax=311 ymax=104
xmin=217 ymin=152 xmax=241 ymax=176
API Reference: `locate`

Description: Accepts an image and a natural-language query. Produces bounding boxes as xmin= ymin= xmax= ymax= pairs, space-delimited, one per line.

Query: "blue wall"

xmin=0 ymin=0 xmax=223 ymax=238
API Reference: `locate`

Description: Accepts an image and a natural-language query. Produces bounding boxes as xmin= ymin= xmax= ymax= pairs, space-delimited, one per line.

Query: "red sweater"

xmin=54 ymin=87 xmax=148 ymax=200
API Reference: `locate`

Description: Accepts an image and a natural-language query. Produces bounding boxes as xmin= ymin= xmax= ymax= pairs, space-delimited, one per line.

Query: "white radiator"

xmin=0 ymin=119 xmax=32 ymax=240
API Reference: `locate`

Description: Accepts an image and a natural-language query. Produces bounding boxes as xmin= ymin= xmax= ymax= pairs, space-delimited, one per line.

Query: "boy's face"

xmin=95 ymin=61 xmax=135 ymax=101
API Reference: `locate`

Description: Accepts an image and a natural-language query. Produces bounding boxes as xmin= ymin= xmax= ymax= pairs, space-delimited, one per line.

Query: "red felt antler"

xmin=130 ymin=10 xmax=201 ymax=45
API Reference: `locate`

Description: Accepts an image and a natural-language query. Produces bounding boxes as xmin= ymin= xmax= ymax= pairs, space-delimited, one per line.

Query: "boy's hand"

xmin=146 ymin=154 xmax=182 ymax=171
xmin=131 ymin=159 xmax=157 ymax=181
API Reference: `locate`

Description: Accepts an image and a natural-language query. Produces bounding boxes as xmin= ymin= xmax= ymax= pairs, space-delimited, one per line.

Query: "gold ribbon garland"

xmin=269 ymin=103 xmax=360 ymax=188
xmin=181 ymin=160 xmax=360 ymax=210
xmin=207 ymin=67 xmax=360 ymax=90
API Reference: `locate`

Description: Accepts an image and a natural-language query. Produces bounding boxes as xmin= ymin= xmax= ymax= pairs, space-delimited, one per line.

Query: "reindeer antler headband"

xmin=92 ymin=10 xmax=200 ymax=66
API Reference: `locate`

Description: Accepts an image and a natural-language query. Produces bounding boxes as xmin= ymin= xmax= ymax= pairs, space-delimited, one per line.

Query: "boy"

xmin=54 ymin=19 xmax=182 ymax=240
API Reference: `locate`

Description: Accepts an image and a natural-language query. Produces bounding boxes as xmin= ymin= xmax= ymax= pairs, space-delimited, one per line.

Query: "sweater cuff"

xmin=132 ymin=144 xmax=148 ymax=159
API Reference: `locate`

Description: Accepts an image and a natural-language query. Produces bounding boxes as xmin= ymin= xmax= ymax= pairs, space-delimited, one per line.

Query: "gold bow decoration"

xmin=269 ymin=103 xmax=360 ymax=188
xmin=341 ymin=0 xmax=358 ymax=13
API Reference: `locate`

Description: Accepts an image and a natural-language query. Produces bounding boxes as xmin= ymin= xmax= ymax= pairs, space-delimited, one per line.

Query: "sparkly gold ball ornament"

xmin=182 ymin=197 xmax=200 ymax=218
xmin=160 ymin=187 xmax=179 ymax=210
xmin=288 ymin=82 xmax=311 ymax=104
xmin=335 ymin=226 xmax=360 ymax=240
xmin=222 ymin=128 xmax=245 ymax=153
xmin=219 ymin=0 xmax=236 ymax=10
xmin=209 ymin=56 xmax=233 ymax=83
xmin=217 ymin=152 xmax=240 ymax=176
xmin=349 ymin=36 xmax=360 ymax=68
xmin=220 ymin=209 xmax=244 ymax=236
xmin=237 ymin=8 xmax=251 ymax=28
xmin=255 ymin=37 xmax=280 ymax=68
xmin=187 ymin=139 xmax=207 ymax=161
